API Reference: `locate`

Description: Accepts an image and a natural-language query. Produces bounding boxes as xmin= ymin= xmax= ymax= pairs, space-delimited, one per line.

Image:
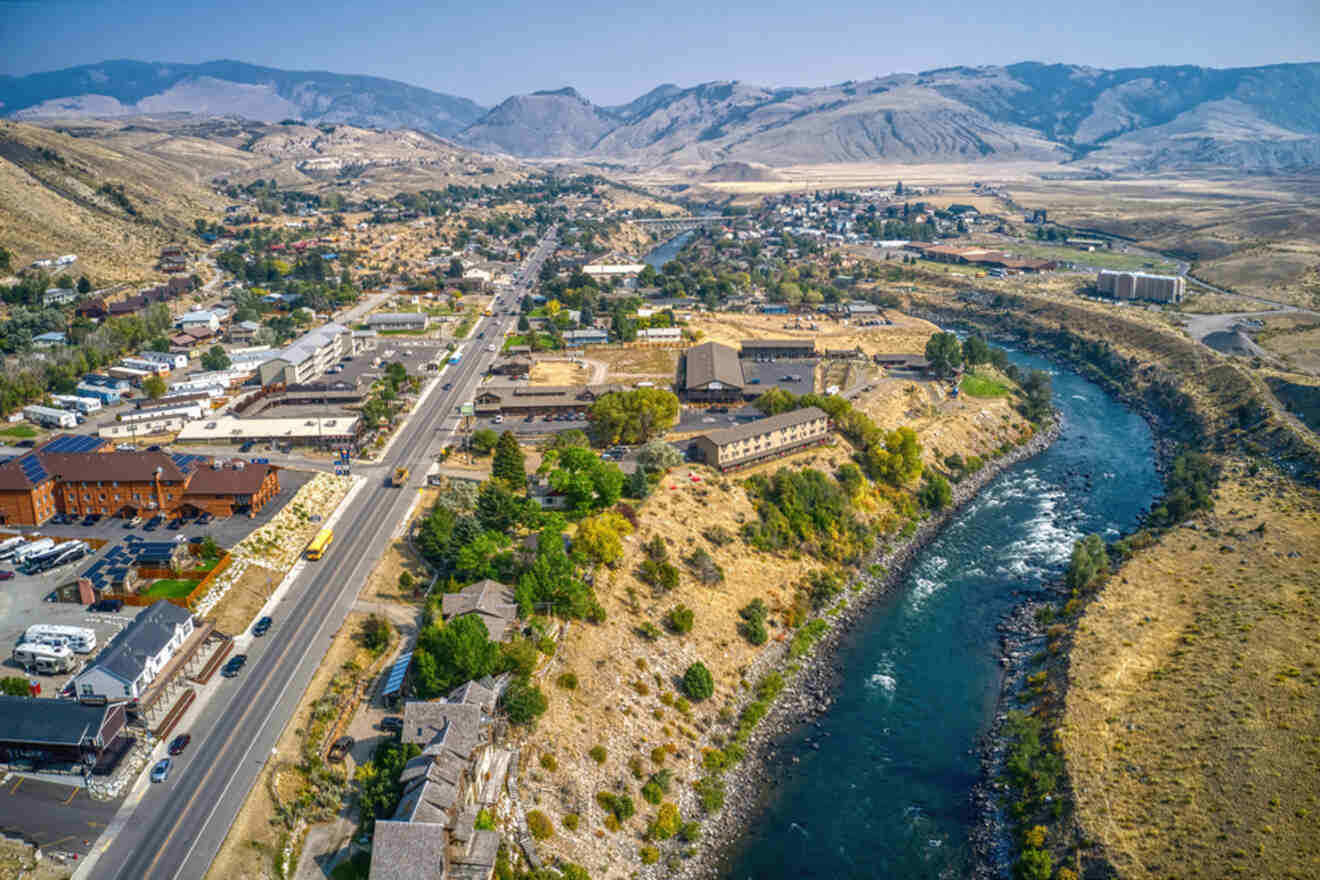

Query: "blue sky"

xmin=2 ymin=0 xmax=1316 ymax=106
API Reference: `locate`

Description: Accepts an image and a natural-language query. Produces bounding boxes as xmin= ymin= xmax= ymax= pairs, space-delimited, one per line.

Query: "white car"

xmin=494 ymin=415 xmax=504 ymax=424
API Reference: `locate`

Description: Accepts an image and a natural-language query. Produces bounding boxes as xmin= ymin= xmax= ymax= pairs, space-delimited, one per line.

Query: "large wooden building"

xmin=0 ymin=436 xmax=280 ymax=526
xmin=682 ymin=341 xmax=745 ymax=403
xmin=691 ymin=406 xmax=831 ymax=471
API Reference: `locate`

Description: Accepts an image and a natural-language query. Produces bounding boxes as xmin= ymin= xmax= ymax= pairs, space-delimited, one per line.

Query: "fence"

xmin=103 ymin=551 xmax=233 ymax=610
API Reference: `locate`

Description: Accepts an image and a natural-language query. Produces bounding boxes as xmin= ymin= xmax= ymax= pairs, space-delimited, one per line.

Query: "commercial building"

xmin=258 ymin=323 xmax=352 ymax=386
xmin=0 ymin=437 xmax=281 ymax=525
xmin=563 ymin=328 xmax=608 ymax=346
xmin=682 ymin=341 xmax=744 ymax=403
xmin=472 ymin=384 xmax=626 ymax=418
xmin=582 ymin=263 xmax=647 ymax=278
xmin=1096 ymin=270 xmax=1185 ymax=304
xmin=0 ymin=696 xmax=127 ymax=771
xmin=175 ymin=414 xmax=363 ymax=451
xmin=367 ymin=312 xmax=429 ymax=332
xmin=73 ymin=600 xmax=195 ymax=700
xmin=739 ymin=338 xmax=817 ymax=359
xmin=691 ymin=406 xmax=831 ymax=471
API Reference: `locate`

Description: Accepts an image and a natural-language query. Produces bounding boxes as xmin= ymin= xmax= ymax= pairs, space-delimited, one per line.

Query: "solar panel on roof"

xmin=19 ymin=456 xmax=48 ymax=483
xmin=42 ymin=435 xmax=105 ymax=453
xmin=382 ymin=651 xmax=413 ymax=697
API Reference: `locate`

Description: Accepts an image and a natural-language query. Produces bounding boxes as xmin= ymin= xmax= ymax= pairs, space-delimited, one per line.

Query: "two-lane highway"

xmin=88 ymin=229 xmax=557 ymax=880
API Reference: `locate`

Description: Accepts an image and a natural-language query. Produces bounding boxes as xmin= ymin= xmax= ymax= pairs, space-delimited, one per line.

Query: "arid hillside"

xmin=0 ymin=120 xmax=229 ymax=282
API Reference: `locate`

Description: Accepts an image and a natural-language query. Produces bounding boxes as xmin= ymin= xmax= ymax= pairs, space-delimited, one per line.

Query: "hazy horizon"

xmin=3 ymin=0 xmax=1317 ymax=106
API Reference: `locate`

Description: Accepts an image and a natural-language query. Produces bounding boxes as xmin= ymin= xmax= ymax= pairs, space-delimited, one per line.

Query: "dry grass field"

xmin=529 ymin=360 xmax=593 ymax=385
xmin=1061 ymin=461 xmax=1320 ymax=880
xmin=687 ymin=309 xmax=938 ymax=357
xmin=590 ymin=346 xmax=680 ymax=381
xmin=1255 ymin=315 xmax=1320 ymax=375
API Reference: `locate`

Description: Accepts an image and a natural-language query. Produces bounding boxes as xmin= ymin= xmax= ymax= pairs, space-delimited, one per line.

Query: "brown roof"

xmin=40 ymin=451 xmax=189 ymax=484
xmin=698 ymin=406 xmax=828 ymax=447
xmin=684 ymin=341 xmax=743 ymax=391
xmin=0 ymin=454 xmax=52 ymax=491
xmin=739 ymin=338 xmax=815 ymax=350
xmin=184 ymin=463 xmax=276 ymax=496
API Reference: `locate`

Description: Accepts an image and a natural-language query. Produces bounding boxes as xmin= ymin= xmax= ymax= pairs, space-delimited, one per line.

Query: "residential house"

xmin=177 ymin=311 xmax=221 ymax=334
xmin=43 ymin=288 xmax=79 ymax=307
xmin=440 ymin=580 xmax=518 ymax=642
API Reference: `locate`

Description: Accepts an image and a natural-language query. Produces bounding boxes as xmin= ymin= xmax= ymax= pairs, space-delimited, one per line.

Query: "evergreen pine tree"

xmin=492 ymin=431 xmax=525 ymax=485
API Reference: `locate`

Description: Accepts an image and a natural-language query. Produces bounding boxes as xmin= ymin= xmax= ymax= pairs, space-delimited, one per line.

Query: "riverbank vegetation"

xmin=912 ymin=285 xmax=1320 ymax=879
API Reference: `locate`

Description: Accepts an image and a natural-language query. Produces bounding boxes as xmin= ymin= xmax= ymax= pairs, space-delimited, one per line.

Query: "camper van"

xmin=0 ymin=536 xmax=25 ymax=560
xmin=12 ymin=643 xmax=75 ymax=674
xmin=21 ymin=542 xmax=87 ymax=575
xmin=24 ymin=624 xmax=97 ymax=654
xmin=12 ymin=538 xmax=54 ymax=564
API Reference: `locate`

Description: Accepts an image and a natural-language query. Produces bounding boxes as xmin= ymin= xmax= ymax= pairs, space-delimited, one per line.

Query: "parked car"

xmin=81 ymin=514 xmax=98 ymax=527
xmin=197 ymin=513 xmax=214 ymax=524
xmin=327 ymin=736 xmax=355 ymax=764
xmin=493 ymin=415 xmax=504 ymax=424
xmin=524 ymin=414 xmax=535 ymax=423
xmin=0 ymin=571 xmax=13 ymax=581
xmin=253 ymin=616 xmax=272 ymax=637
xmin=222 ymin=654 xmax=247 ymax=678
xmin=145 ymin=515 xmax=164 ymax=531
xmin=150 ymin=759 xmax=172 ymax=783
xmin=125 ymin=515 xmax=143 ymax=528
xmin=443 ymin=382 xmax=452 ymax=391
xmin=239 ymin=441 xmax=256 ymax=452
xmin=168 ymin=734 xmax=191 ymax=756
xmin=380 ymin=716 xmax=404 ymax=733
xmin=166 ymin=518 xmax=183 ymax=530
xmin=89 ymin=598 xmax=124 ymax=613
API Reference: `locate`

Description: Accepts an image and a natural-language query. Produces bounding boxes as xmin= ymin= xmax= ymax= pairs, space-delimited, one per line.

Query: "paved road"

xmin=87 ymin=229 xmax=557 ymax=880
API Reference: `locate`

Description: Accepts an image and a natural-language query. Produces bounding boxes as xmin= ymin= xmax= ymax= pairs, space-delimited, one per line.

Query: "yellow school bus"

xmin=306 ymin=528 xmax=334 ymax=560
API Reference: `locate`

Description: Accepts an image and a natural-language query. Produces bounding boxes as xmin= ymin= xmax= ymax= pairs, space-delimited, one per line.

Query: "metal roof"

xmin=382 ymin=651 xmax=413 ymax=697
xmin=0 ymin=696 xmax=119 ymax=748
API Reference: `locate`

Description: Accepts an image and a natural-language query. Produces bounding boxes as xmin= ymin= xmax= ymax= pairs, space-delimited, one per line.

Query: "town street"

xmin=85 ymin=229 xmax=556 ymax=880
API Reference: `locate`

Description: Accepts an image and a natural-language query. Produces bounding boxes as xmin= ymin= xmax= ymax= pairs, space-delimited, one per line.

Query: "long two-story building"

xmin=691 ymin=406 xmax=831 ymax=471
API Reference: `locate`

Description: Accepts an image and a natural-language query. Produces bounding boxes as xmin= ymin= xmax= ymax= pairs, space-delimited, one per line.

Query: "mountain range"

xmin=4 ymin=60 xmax=1320 ymax=171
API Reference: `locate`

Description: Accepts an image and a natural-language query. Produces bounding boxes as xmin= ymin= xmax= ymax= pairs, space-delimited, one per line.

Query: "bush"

xmin=679 ymin=820 xmax=701 ymax=842
xmin=703 ymin=525 xmax=734 ymax=546
xmin=641 ymin=780 xmax=663 ymax=805
xmin=359 ymin=615 xmax=391 ymax=654
xmin=475 ymin=808 xmax=495 ymax=830
xmin=650 ymin=746 xmax=667 ymax=765
xmin=556 ymin=671 xmax=579 ymax=690
xmin=640 ymin=845 xmax=659 ymax=865
xmin=648 ymin=802 xmax=681 ymax=840
xmin=596 ymin=791 xmax=635 ymax=822
xmin=588 ymin=745 xmax=607 ymax=764
xmin=539 ymin=753 xmax=558 ymax=771
xmin=685 ymin=547 xmax=724 ymax=585
xmin=501 ymin=679 xmax=548 ymax=726
xmin=694 ymin=774 xmax=725 ymax=812
xmin=562 ymin=813 xmax=580 ymax=831
xmin=526 ymin=810 xmax=553 ymax=840
xmin=738 ymin=599 xmax=769 ymax=645
xmin=638 ymin=558 xmax=680 ymax=592
xmin=682 ymin=662 xmax=714 ymax=700
xmin=665 ymin=604 xmax=694 ymax=634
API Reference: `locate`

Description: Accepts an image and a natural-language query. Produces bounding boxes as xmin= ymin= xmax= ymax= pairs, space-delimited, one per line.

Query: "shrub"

xmin=539 ymin=753 xmax=558 ymax=771
xmin=637 ymin=621 xmax=662 ymax=641
xmin=588 ymin=745 xmax=607 ymax=764
xmin=638 ymin=558 xmax=680 ymax=592
xmin=641 ymin=780 xmax=663 ymax=805
xmin=360 ymin=615 xmax=391 ymax=653
xmin=640 ymin=845 xmax=659 ymax=865
xmin=475 ymin=808 xmax=495 ymax=830
xmin=556 ymin=671 xmax=579 ymax=690
xmin=501 ymin=679 xmax=548 ymax=726
xmin=538 ymin=636 xmax=556 ymax=655
xmin=738 ymin=599 xmax=769 ymax=645
xmin=788 ymin=619 xmax=829 ymax=659
xmin=679 ymin=820 xmax=701 ymax=842
xmin=628 ymin=755 xmax=645 ymax=779
xmin=666 ymin=604 xmax=695 ymax=634
xmin=596 ymin=791 xmax=635 ymax=822
xmin=694 ymin=774 xmax=725 ymax=812
xmin=703 ymin=525 xmax=734 ymax=546
xmin=685 ymin=547 xmax=725 ymax=585
xmin=1013 ymin=848 xmax=1052 ymax=880
xmin=562 ymin=813 xmax=580 ymax=831
xmin=648 ymin=802 xmax=681 ymax=840
xmin=526 ymin=810 xmax=553 ymax=840
xmin=650 ymin=746 xmax=667 ymax=765
xmin=682 ymin=662 xmax=714 ymax=701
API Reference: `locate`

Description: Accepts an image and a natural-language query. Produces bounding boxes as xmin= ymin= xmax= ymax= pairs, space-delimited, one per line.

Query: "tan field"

xmin=1062 ymin=461 xmax=1320 ymax=880
xmin=687 ymin=309 xmax=938 ymax=357
xmin=529 ymin=360 xmax=593 ymax=385
xmin=591 ymin=346 xmax=680 ymax=381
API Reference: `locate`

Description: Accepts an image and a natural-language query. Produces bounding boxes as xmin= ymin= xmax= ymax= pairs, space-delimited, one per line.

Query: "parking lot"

xmin=333 ymin=341 xmax=448 ymax=389
xmin=0 ymin=468 xmax=312 ymax=686
xmin=0 ymin=775 xmax=122 ymax=859
xmin=740 ymin=357 xmax=819 ymax=398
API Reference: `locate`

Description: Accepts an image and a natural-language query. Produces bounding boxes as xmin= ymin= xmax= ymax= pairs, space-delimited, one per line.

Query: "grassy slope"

xmin=1061 ymin=462 xmax=1320 ymax=879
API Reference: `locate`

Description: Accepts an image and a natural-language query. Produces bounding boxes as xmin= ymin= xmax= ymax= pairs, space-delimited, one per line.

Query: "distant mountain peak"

xmin=531 ymin=86 xmax=588 ymax=101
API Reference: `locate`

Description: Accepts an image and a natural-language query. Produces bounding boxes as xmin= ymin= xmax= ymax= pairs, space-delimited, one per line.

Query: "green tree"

xmin=447 ymin=257 xmax=464 ymax=278
xmin=1018 ymin=369 xmax=1053 ymax=424
xmin=665 ymin=604 xmax=694 ymax=634
xmin=142 ymin=375 xmax=167 ymax=400
xmin=1013 ymin=849 xmax=1053 ymax=880
xmin=200 ymin=345 xmax=231 ymax=371
xmin=540 ymin=446 xmax=625 ymax=513
xmin=588 ymin=388 xmax=679 ymax=446
xmin=918 ymin=472 xmax=952 ymax=510
xmin=681 ymin=662 xmax=714 ymax=701
xmin=924 ymin=332 xmax=962 ymax=378
xmin=0 ymin=677 xmax=31 ymax=697
xmin=636 ymin=438 xmax=682 ymax=473
xmin=517 ymin=314 xmax=530 ymax=332
xmin=501 ymin=678 xmax=548 ymax=726
xmin=1065 ymin=534 xmax=1108 ymax=592
xmin=470 ymin=428 xmax=499 ymax=454
xmin=414 ymin=614 xmax=503 ymax=697
xmin=492 ymin=431 xmax=525 ymax=484
xmin=76 ymin=276 xmax=92 ymax=294
xmin=962 ymin=334 xmax=992 ymax=366
xmin=574 ymin=511 xmax=633 ymax=566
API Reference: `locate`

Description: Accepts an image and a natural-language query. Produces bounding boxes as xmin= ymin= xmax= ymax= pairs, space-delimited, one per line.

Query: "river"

xmin=726 ymin=349 xmax=1161 ymax=879
xmin=643 ymin=231 xmax=694 ymax=269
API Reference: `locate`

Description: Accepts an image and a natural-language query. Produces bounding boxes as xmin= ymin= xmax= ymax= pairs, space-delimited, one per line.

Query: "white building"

xmin=638 ymin=327 xmax=681 ymax=342
xmin=367 ymin=312 xmax=429 ymax=332
xmin=257 ymin=323 xmax=352 ymax=386
xmin=582 ymin=264 xmax=647 ymax=278
xmin=138 ymin=351 xmax=190 ymax=370
xmin=176 ymin=310 xmax=221 ymax=333
xmin=43 ymin=288 xmax=79 ymax=307
xmin=23 ymin=405 xmax=77 ymax=429
xmin=73 ymin=601 xmax=194 ymax=700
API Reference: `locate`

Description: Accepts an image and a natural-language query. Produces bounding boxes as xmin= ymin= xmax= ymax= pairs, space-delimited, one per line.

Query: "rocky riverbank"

xmin=666 ymin=418 xmax=1062 ymax=880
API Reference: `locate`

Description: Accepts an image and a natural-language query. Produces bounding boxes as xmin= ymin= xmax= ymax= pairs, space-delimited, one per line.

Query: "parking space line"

xmin=63 ymin=787 xmax=79 ymax=805
xmin=9 ymin=778 xmax=20 ymax=795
